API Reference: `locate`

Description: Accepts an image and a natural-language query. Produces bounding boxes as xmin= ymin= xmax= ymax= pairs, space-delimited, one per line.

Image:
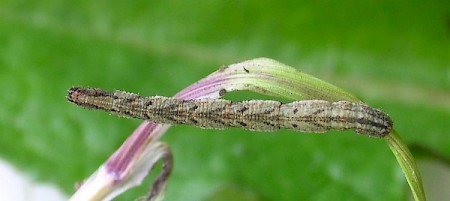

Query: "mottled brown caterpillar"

xmin=67 ymin=87 xmax=392 ymax=137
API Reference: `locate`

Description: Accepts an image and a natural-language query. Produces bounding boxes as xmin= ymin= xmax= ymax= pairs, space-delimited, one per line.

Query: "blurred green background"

xmin=0 ymin=1 xmax=449 ymax=201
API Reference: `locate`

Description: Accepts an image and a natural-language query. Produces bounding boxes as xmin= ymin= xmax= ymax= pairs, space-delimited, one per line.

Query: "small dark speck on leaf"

xmin=243 ymin=67 xmax=250 ymax=73
xmin=219 ymin=88 xmax=227 ymax=96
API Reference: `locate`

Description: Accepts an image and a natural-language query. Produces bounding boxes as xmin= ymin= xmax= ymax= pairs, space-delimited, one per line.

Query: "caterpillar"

xmin=67 ymin=87 xmax=392 ymax=137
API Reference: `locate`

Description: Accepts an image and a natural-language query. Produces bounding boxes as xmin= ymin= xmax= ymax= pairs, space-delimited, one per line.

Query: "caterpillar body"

xmin=67 ymin=87 xmax=392 ymax=137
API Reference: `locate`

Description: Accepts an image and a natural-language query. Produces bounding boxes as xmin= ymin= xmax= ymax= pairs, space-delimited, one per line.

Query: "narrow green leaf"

xmin=210 ymin=58 xmax=426 ymax=201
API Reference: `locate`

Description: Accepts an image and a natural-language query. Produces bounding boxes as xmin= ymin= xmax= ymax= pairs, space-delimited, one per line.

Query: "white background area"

xmin=0 ymin=159 xmax=67 ymax=201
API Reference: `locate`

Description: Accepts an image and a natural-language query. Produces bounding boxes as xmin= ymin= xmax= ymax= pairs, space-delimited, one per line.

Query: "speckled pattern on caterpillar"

xmin=67 ymin=87 xmax=393 ymax=137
